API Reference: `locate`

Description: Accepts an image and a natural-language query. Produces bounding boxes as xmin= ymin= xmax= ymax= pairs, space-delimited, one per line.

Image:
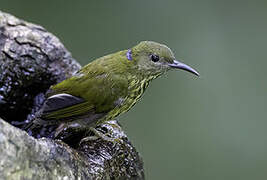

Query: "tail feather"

xmin=24 ymin=120 xmax=57 ymax=139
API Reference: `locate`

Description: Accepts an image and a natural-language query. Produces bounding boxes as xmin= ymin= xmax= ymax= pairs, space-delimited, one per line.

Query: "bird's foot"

xmin=79 ymin=127 xmax=123 ymax=145
xmin=104 ymin=121 xmax=121 ymax=130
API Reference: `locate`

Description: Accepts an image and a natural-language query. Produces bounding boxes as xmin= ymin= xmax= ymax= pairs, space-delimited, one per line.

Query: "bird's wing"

xmin=39 ymin=67 xmax=129 ymax=123
xmin=41 ymin=98 xmax=95 ymax=122
xmin=40 ymin=92 xmax=96 ymax=122
xmin=42 ymin=93 xmax=85 ymax=114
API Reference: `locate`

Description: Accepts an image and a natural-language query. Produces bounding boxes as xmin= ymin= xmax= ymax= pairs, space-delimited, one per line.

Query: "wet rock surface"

xmin=0 ymin=11 xmax=145 ymax=180
xmin=0 ymin=118 xmax=144 ymax=180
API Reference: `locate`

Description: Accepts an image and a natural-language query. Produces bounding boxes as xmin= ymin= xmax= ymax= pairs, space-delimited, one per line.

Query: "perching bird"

xmin=26 ymin=41 xmax=199 ymax=141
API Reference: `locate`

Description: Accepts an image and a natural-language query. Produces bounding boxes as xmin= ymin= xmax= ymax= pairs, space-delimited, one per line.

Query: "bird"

xmin=26 ymin=41 xmax=199 ymax=142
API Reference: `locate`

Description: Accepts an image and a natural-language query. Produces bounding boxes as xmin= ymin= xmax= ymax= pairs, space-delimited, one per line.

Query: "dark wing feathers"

xmin=42 ymin=93 xmax=85 ymax=113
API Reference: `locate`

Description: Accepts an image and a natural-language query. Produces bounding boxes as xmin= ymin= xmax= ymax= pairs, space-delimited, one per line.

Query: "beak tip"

xmin=193 ymin=70 xmax=200 ymax=77
xmin=169 ymin=60 xmax=200 ymax=77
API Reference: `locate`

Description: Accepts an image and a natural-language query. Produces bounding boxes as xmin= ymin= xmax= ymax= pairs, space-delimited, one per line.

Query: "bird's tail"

xmin=24 ymin=119 xmax=57 ymax=139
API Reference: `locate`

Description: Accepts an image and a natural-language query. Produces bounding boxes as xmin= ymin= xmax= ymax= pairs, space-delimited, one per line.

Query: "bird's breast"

xmin=105 ymin=77 xmax=151 ymax=121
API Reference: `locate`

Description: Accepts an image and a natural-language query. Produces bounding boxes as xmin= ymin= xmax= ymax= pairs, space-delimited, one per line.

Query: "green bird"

xmin=26 ymin=41 xmax=199 ymax=141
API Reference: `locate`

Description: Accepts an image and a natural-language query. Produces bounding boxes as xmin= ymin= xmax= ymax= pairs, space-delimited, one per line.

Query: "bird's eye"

xmin=150 ymin=54 xmax=160 ymax=62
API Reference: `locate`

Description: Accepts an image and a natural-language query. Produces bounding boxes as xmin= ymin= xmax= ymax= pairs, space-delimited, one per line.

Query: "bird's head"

xmin=127 ymin=41 xmax=199 ymax=77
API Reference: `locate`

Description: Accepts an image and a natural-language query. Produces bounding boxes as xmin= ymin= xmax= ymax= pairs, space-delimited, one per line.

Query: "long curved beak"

xmin=168 ymin=60 xmax=199 ymax=76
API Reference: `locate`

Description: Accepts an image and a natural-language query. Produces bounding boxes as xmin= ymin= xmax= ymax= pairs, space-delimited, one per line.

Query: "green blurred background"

xmin=2 ymin=0 xmax=267 ymax=179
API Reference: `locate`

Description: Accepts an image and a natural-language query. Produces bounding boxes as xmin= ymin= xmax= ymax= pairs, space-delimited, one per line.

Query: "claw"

xmin=79 ymin=127 xmax=123 ymax=145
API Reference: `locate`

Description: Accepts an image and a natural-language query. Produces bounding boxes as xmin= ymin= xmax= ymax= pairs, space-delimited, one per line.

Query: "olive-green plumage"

xmin=27 ymin=41 xmax=199 ymax=139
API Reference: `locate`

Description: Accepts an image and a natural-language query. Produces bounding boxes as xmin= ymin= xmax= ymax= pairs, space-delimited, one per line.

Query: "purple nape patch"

xmin=126 ymin=49 xmax=132 ymax=60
